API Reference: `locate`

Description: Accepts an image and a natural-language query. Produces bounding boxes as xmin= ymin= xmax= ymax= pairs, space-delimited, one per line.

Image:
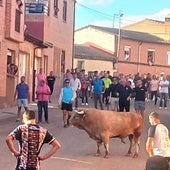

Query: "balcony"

xmin=25 ymin=2 xmax=49 ymax=16
xmin=25 ymin=1 xmax=49 ymax=41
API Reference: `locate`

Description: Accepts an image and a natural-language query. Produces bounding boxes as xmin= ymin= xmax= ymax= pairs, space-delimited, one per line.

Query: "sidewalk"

xmin=0 ymin=102 xmax=59 ymax=121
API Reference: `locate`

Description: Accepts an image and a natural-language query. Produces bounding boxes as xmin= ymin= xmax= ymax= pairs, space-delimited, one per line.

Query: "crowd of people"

xmin=8 ymin=67 xmax=170 ymax=169
xmin=63 ymin=68 xmax=170 ymax=112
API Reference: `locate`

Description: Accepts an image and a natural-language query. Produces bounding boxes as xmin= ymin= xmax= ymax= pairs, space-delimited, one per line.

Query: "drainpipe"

xmin=72 ymin=0 xmax=76 ymax=70
xmin=137 ymin=42 xmax=142 ymax=73
xmin=32 ymin=46 xmax=39 ymax=102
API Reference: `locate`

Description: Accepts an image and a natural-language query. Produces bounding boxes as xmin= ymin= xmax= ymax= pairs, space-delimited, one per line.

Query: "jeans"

xmin=81 ymin=88 xmax=88 ymax=104
xmin=37 ymin=101 xmax=48 ymax=122
xmin=94 ymin=93 xmax=103 ymax=110
xmin=159 ymin=93 xmax=168 ymax=107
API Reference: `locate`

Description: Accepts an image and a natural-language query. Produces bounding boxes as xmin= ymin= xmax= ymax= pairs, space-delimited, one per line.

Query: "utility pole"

xmin=116 ymin=11 xmax=123 ymax=62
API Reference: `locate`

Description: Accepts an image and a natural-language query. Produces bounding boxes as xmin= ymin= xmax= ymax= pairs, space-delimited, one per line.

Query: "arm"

xmin=146 ymin=137 xmax=154 ymax=157
xmin=27 ymin=86 xmax=30 ymax=102
xmin=38 ymin=139 xmax=61 ymax=161
xmin=58 ymin=88 xmax=63 ymax=105
xmin=71 ymin=88 xmax=76 ymax=102
xmin=78 ymin=79 xmax=81 ymax=90
xmin=6 ymin=135 xmax=20 ymax=157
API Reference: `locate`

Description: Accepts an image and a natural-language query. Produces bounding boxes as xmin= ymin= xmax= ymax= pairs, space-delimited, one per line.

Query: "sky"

xmin=75 ymin=0 xmax=170 ymax=29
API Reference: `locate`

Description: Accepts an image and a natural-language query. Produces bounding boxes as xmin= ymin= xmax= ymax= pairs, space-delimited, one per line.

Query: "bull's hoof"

xmin=104 ymin=154 xmax=110 ymax=159
xmin=96 ymin=153 xmax=101 ymax=157
xmin=125 ymin=152 xmax=131 ymax=156
xmin=125 ymin=153 xmax=131 ymax=156
xmin=132 ymin=154 xmax=138 ymax=158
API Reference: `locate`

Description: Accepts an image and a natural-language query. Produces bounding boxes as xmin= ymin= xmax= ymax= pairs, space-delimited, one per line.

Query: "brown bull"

xmin=71 ymin=109 xmax=144 ymax=158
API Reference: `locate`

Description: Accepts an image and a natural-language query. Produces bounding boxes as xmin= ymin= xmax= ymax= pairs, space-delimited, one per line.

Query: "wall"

xmin=75 ymin=27 xmax=116 ymax=54
xmin=74 ymin=58 xmax=114 ymax=73
xmin=118 ymin=38 xmax=170 ymax=75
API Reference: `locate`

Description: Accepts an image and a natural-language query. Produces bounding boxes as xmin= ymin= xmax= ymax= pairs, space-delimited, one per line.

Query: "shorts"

xmin=17 ymin=99 xmax=28 ymax=108
xmin=134 ymin=101 xmax=145 ymax=111
xmin=61 ymin=102 xmax=72 ymax=111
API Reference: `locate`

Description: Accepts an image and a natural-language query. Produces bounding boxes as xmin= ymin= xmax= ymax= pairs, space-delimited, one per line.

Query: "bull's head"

xmin=71 ymin=110 xmax=87 ymax=130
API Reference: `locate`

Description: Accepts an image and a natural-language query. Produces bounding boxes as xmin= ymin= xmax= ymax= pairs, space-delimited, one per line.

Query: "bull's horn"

xmin=75 ymin=110 xmax=85 ymax=115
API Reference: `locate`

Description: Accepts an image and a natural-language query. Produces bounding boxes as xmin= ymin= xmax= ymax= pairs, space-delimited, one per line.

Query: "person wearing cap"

xmin=58 ymin=79 xmax=76 ymax=128
xmin=146 ymin=111 xmax=170 ymax=158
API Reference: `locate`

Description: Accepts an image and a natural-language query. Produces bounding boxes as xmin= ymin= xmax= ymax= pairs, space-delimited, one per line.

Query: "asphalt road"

xmin=1 ymin=98 xmax=170 ymax=170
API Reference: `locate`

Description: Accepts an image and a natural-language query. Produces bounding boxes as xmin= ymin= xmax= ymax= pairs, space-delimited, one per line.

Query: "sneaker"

xmin=165 ymin=107 xmax=167 ymax=110
xmin=159 ymin=107 xmax=162 ymax=110
xmin=45 ymin=120 xmax=49 ymax=123
xmin=85 ymin=103 xmax=88 ymax=106
xmin=64 ymin=124 xmax=68 ymax=128
xmin=16 ymin=118 xmax=20 ymax=122
xmin=81 ymin=103 xmax=84 ymax=105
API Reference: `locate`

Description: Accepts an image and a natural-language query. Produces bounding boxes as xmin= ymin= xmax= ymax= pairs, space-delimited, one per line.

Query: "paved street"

xmin=1 ymin=98 xmax=170 ymax=170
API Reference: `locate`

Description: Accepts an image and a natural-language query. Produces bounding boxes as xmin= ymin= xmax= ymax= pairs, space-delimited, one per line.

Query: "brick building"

xmin=123 ymin=15 xmax=170 ymax=41
xmin=0 ymin=0 xmax=75 ymax=108
xmin=74 ymin=25 xmax=170 ymax=75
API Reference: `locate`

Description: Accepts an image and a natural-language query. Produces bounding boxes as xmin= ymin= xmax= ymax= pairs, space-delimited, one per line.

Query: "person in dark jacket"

xmin=117 ymin=78 xmax=132 ymax=112
xmin=108 ymin=77 xmax=120 ymax=111
xmin=133 ymin=79 xmax=147 ymax=117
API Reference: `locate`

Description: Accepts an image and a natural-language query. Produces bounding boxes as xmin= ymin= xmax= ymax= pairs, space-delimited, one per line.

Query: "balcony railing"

xmin=25 ymin=2 xmax=49 ymax=15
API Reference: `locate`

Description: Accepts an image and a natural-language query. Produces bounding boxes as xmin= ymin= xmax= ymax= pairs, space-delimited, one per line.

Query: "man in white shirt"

xmin=70 ymin=72 xmax=81 ymax=109
xmin=150 ymin=75 xmax=159 ymax=106
xmin=159 ymin=75 xmax=169 ymax=109
xmin=146 ymin=111 xmax=170 ymax=158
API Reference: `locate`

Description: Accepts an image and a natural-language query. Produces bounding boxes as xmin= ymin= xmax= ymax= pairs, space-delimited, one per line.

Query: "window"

xmin=167 ymin=52 xmax=170 ymax=65
xmin=7 ymin=49 xmax=18 ymax=76
xmin=147 ymin=49 xmax=155 ymax=66
xmin=77 ymin=60 xmax=84 ymax=70
xmin=15 ymin=9 xmax=21 ymax=32
xmin=54 ymin=0 xmax=59 ymax=16
xmin=124 ymin=46 xmax=131 ymax=61
xmin=63 ymin=0 xmax=67 ymax=22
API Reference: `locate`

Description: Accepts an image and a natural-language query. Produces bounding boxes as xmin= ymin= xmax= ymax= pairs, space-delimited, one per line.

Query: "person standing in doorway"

xmin=14 ymin=76 xmax=29 ymax=122
xmin=36 ymin=68 xmax=46 ymax=84
xmin=6 ymin=110 xmax=61 ymax=170
xmin=36 ymin=79 xmax=51 ymax=123
xmin=47 ymin=71 xmax=56 ymax=103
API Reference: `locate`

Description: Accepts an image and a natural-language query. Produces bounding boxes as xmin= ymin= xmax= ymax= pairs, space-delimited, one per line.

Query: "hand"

xmin=12 ymin=151 xmax=21 ymax=158
xmin=70 ymin=99 xmax=74 ymax=104
xmin=38 ymin=155 xmax=46 ymax=161
xmin=127 ymin=96 xmax=130 ymax=101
